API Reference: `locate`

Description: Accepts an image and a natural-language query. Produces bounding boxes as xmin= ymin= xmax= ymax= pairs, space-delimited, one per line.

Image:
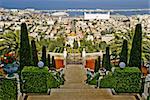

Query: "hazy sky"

xmin=0 ymin=0 xmax=149 ymax=9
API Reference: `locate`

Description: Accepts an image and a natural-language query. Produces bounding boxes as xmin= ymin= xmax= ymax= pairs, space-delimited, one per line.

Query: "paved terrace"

xmin=27 ymin=64 xmax=136 ymax=100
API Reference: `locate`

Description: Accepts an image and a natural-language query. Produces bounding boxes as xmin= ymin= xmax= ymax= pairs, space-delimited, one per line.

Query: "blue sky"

xmin=0 ymin=0 xmax=149 ymax=10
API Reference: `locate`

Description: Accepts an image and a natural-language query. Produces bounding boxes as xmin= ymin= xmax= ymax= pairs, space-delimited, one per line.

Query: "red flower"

xmin=4 ymin=54 xmax=8 ymax=57
xmin=5 ymin=59 xmax=8 ymax=64
xmin=9 ymin=60 xmax=12 ymax=63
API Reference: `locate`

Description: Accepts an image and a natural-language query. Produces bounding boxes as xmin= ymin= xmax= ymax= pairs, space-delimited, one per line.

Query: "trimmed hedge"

xmin=100 ymin=73 xmax=116 ymax=88
xmin=0 ymin=78 xmax=17 ymax=100
xmin=114 ymin=67 xmax=141 ymax=93
xmin=91 ymin=67 xmax=142 ymax=93
xmin=21 ymin=66 xmax=64 ymax=93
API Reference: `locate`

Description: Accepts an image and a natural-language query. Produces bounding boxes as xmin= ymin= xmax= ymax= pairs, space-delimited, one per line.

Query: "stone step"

xmin=27 ymin=95 xmax=113 ymax=100
xmin=51 ymin=88 xmax=112 ymax=95
xmin=60 ymin=83 xmax=93 ymax=89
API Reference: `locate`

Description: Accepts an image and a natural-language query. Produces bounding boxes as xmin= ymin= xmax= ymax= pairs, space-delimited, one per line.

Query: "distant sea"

xmin=0 ymin=0 xmax=149 ymax=16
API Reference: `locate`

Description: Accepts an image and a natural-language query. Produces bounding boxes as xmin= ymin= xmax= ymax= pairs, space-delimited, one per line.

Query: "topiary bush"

xmin=22 ymin=66 xmax=49 ymax=93
xmin=0 ymin=78 xmax=17 ymax=100
xmin=31 ymin=40 xmax=39 ymax=66
xmin=129 ymin=24 xmax=142 ymax=68
xmin=88 ymin=72 xmax=100 ymax=85
xmin=94 ymin=56 xmax=100 ymax=73
xmin=114 ymin=67 xmax=141 ymax=93
xmin=47 ymin=72 xmax=64 ymax=89
xmin=21 ymin=66 xmax=64 ymax=93
xmin=41 ymin=46 xmax=46 ymax=66
xmin=99 ymin=67 xmax=142 ymax=93
xmin=120 ymin=39 xmax=128 ymax=65
xmin=105 ymin=47 xmax=111 ymax=71
xmin=20 ymin=23 xmax=32 ymax=70
xmin=100 ymin=73 xmax=116 ymax=88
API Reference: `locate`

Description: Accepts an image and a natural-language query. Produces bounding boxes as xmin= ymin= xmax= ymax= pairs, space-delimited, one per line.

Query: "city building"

xmin=84 ymin=12 xmax=110 ymax=20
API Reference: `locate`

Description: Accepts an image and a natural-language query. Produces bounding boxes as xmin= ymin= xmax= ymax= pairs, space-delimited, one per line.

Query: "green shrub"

xmin=31 ymin=40 xmax=39 ymax=66
xmin=105 ymin=47 xmax=111 ymax=71
xmin=88 ymin=72 xmax=100 ymax=85
xmin=129 ymin=24 xmax=142 ymax=68
xmin=94 ymin=57 xmax=100 ymax=73
xmin=95 ymin=67 xmax=142 ymax=93
xmin=100 ymin=73 xmax=116 ymax=88
xmin=47 ymin=72 xmax=64 ymax=88
xmin=0 ymin=78 xmax=17 ymax=100
xmin=20 ymin=23 xmax=32 ymax=70
xmin=114 ymin=67 xmax=141 ymax=93
xmin=21 ymin=66 xmax=63 ymax=93
xmin=41 ymin=46 xmax=46 ymax=65
xmin=120 ymin=39 xmax=128 ymax=65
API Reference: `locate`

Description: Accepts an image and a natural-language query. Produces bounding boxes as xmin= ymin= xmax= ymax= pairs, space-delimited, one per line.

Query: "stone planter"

xmin=3 ymin=63 xmax=19 ymax=77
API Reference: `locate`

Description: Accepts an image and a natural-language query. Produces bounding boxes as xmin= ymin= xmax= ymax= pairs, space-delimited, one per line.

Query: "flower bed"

xmin=0 ymin=53 xmax=19 ymax=77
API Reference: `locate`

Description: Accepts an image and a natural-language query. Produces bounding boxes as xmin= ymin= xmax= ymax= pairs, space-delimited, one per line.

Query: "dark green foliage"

xmin=42 ymin=46 xmax=46 ymax=65
xmin=21 ymin=66 xmax=64 ymax=93
xmin=100 ymin=67 xmax=141 ymax=93
xmin=31 ymin=40 xmax=39 ymax=66
xmin=73 ymin=40 xmax=78 ymax=49
xmin=105 ymin=47 xmax=111 ymax=71
xmin=129 ymin=24 xmax=142 ymax=68
xmin=113 ymin=67 xmax=141 ymax=93
xmin=53 ymin=47 xmax=64 ymax=53
xmin=88 ymin=72 xmax=100 ymax=85
xmin=22 ymin=67 xmax=49 ymax=93
xmin=100 ymin=74 xmax=116 ymax=88
xmin=102 ymin=54 xmax=106 ymax=68
xmin=120 ymin=40 xmax=128 ymax=65
xmin=80 ymin=39 xmax=99 ymax=53
xmin=48 ymin=54 xmax=50 ymax=69
xmin=0 ymin=78 xmax=17 ymax=100
xmin=20 ymin=23 xmax=32 ymax=70
xmin=99 ymin=41 xmax=107 ymax=51
xmin=47 ymin=72 xmax=65 ymax=88
xmin=52 ymin=56 xmax=55 ymax=68
xmin=94 ymin=56 xmax=101 ymax=73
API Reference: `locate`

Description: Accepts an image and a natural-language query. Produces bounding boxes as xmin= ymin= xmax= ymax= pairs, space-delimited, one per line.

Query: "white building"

xmin=51 ymin=12 xmax=69 ymax=17
xmin=84 ymin=12 xmax=110 ymax=20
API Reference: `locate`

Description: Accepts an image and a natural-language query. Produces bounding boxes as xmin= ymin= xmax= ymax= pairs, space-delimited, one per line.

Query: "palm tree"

xmin=109 ymin=30 xmax=150 ymax=62
xmin=109 ymin=30 xmax=134 ymax=56
xmin=0 ymin=30 xmax=20 ymax=57
xmin=35 ymin=35 xmax=65 ymax=53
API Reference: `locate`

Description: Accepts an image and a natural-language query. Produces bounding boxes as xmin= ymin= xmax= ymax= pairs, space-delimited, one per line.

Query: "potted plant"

xmin=0 ymin=53 xmax=19 ymax=77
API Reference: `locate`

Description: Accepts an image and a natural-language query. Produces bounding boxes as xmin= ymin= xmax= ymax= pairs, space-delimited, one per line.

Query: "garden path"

xmin=27 ymin=64 xmax=136 ymax=100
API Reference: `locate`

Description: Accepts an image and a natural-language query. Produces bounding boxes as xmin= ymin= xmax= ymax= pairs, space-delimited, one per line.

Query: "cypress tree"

xmin=19 ymin=23 xmax=31 ymax=93
xmin=31 ymin=40 xmax=38 ymax=66
xmin=73 ymin=40 xmax=78 ymax=49
xmin=120 ymin=39 xmax=128 ymax=65
xmin=20 ymin=23 xmax=32 ymax=69
xmin=41 ymin=46 xmax=46 ymax=65
xmin=102 ymin=54 xmax=106 ymax=68
xmin=48 ymin=54 xmax=50 ymax=69
xmin=94 ymin=56 xmax=101 ymax=73
xmin=129 ymin=24 xmax=142 ymax=68
xmin=105 ymin=47 xmax=111 ymax=71
xmin=52 ymin=56 xmax=55 ymax=68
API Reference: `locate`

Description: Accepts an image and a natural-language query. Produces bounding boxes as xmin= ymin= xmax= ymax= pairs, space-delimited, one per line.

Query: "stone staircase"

xmin=27 ymin=65 xmax=136 ymax=100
